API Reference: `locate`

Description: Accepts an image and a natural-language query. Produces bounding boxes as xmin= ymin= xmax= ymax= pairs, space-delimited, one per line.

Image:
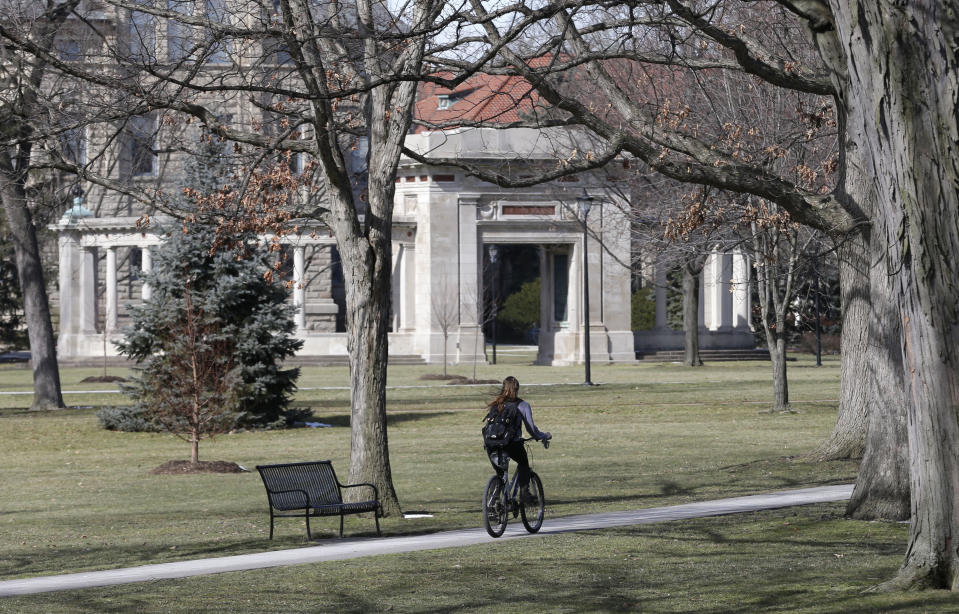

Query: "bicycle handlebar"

xmin=522 ymin=436 xmax=551 ymax=449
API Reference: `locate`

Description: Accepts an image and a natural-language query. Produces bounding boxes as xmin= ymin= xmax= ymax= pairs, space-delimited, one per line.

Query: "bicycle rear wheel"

xmin=483 ymin=475 xmax=508 ymax=538
xmin=520 ymin=472 xmax=545 ymax=533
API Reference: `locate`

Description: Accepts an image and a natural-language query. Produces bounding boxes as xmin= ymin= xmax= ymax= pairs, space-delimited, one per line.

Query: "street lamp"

xmin=813 ymin=254 xmax=822 ymax=367
xmin=488 ymin=244 xmax=499 ymax=365
xmin=577 ymin=189 xmax=595 ymax=386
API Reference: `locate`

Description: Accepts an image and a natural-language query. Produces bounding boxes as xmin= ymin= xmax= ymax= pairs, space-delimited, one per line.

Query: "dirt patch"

xmin=449 ymin=378 xmax=500 ymax=385
xmin=150 ymin=460 xmax=247 ymax=475
xmin=81 ymin=375 xmax=128 ymax=383
xmin=419 ymin=373 xmax=467 ymax=381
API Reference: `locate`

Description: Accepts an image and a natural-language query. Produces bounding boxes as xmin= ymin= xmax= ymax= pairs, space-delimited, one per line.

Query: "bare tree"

xmin=0 ymin=0 xmax=76 ymax=410
xmin=140 ymin=284 xmax=241 ymax=465
xmin=430 ymin=276 xmax=458 ymax=377
xmin=0 ymin=0 xmax=538 ymax=516
xmin=403 ymin=0 xmax=908 ymax=523
xmin=459 ymin=0 xmax=943 ymax=586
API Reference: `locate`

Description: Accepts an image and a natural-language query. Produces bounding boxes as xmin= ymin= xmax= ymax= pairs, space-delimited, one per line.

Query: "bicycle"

xmin=482 ymin=437 xmax=549 ymax=538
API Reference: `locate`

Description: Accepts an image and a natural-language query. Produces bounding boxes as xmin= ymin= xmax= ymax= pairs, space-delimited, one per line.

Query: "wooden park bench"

xmin=256 ymin=461 xmax=382 ymax=539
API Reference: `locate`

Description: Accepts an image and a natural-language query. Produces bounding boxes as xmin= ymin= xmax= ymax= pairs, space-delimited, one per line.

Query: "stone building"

xmin=47 ymin=5 xmax=753 ymax=365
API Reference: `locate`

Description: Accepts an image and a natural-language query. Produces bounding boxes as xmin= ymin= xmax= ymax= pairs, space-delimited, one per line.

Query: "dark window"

xmin=204 ymin=0 xmax=229 ymax=63
xmin=167 ymin=0 xmax=193 ymax=62
xmin=61 ymin=126 xmax=86 ymax=164
xmin=57 ymin=39 xmax=81 ymax=61
xmin=130 ymin=247 xmax=142 ymax=280
xmin=129 ymin=114 xmax=157 ymax=177
xmin=130 ymin=6 xmax=157 ymax=62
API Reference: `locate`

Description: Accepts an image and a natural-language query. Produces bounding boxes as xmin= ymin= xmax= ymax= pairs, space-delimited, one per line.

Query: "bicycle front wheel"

xmin=520 ymin=472 xmax=545 ymax=533
xmin=483 ymin=475 xmax=508 ymax=538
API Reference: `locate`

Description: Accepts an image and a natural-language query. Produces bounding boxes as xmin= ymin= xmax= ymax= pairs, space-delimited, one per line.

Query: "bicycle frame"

xmin=483 ymin=438 xmax=546 ymax=537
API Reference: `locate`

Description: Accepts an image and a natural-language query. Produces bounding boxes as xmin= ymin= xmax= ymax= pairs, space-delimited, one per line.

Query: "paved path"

xmin=0 ymin=484 xmax=853 ymax=597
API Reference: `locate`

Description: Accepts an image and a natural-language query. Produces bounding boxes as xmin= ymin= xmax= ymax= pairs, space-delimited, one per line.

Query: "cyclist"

xmin=485 ymin=376 xmax=551 ymax=502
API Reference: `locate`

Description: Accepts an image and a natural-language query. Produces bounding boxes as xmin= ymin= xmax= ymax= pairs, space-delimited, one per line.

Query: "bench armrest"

xmin=339 ymin=481 xmax=379 ymax=502
xmin=265 ymin=487 xmax=312 ymax=507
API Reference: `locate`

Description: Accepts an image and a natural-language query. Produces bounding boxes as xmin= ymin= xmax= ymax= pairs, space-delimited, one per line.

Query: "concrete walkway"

xmin=0 ymin=484 xmax=853 ymax=597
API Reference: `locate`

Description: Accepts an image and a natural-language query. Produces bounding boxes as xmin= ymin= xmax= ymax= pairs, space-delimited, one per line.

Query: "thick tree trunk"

xmin=681 ymin=264 xmax=702 ymax=366
xmin=341 ymin=235 xmax=401 ymax=517
xmin=0 ymin=166 xmax=64 ymax=411
xmin=808 ymin=232 xmax=868 ymax=460
xmin=797 ymin=39 xmax=908 ymax=514
xmin=831 ymin=1 xmax=959 ymax=589
xmin=845 ymin=225 xmax=909 ymax=520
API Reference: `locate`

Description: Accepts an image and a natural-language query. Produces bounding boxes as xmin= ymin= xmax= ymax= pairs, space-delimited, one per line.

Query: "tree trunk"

xmin=808 ymin=231 xmax=868 ymax=460
xmin=340 ymin=236 xmax=401 ymax=517
xmin=767 ymin=333 xmax=789 ymax=411
xmin=0 ymin=165 xmax=64 ymax=411
xmin=682 ymin=262 xmax=702 ymax=366
xmin=442 ymin=333 xmax=448 ymax=376
xmin=830 ymin=1 xmax=959 ymax=589
xmin=845 ymin=226 xmax=909 ymax=521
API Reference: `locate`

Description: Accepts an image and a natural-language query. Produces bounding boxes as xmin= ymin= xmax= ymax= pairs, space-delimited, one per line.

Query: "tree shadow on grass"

xmin=297 ymin=411 xmax=461 ymax=429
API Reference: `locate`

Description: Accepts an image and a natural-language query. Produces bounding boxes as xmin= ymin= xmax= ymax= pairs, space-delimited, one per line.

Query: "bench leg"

xmin=269 ymin=509 xmax=275 ymax=540
xmin=306 ymin=511 xmax=313 ymax=540
xmin=339 ymin=514 xmax=344 ymax=537
xmin=374 ymin=513 xmax=381 ymax=537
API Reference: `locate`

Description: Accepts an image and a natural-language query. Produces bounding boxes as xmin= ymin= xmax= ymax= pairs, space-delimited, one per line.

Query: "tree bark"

xmin=340 ymin=230 xmax=401 ymax=517
xmin=767 ymin=334 xmax=789 ymax=411
xmin=682 ymin=260 xmax=703 ymax=366
xmin=830 ymin=0 xmax=959 ymax=589
xmin=0 ymin=165 xmax=64 ymax=411
xmin=794 ymin=6 xmax=909 ymax=518
xmin=845 ymin=226 xmax=909 ymax=520
xmin=808 ymin=231 xmax=868 ymax=460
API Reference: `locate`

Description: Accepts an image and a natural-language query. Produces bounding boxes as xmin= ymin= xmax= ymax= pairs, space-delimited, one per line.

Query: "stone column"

xmin=141 ymin=247 xmax=152 ymax=301
xmin=705 ymin=251 xmax=722 ymax=331
xmin=391 ymin=242 xmax=402 ymax=332
xmin=732 ymin=251 xmax=751 ymax=329
xmin=58 ymin=231 xmax=79 ymax=339
xmin=80 ymin=247 xmax=97 ymax=334
xmin=105 ymin=246 xmax=118 ymax=332
xmin=458 ymin=196 xmax=481 ymax=327
xmin=401 ymin=244 xmax=416 ymax=331
xmin=654 ymin=262 xmax=668 ymax=329
xmin=293 ymin=245 xmax=306 ymax=331
xmin=719 ymin=253 xmax=734 ymax=331
xmin=568 ymin=237 xmax=581 ymax=334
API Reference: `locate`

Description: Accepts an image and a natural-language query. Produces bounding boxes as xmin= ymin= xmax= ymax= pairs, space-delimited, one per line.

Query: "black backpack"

xmin=482 ymin=401 xmax=519 ymax=449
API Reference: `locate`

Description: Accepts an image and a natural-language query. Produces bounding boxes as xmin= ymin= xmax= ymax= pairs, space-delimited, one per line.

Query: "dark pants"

xmin=487 ymin=440 xmax=531 ymax=490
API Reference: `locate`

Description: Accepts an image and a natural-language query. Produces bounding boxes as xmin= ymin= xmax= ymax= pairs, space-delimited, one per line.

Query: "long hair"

xmin=488 ymin=376 xmax=519 ymax=413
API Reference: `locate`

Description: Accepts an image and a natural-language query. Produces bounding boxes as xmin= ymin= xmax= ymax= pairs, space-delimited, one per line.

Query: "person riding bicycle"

xmin=484 ymin=376 xmax=551 ymax=503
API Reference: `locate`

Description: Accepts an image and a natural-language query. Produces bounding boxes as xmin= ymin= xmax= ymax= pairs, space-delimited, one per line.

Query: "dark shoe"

xmin=520 ymin=489 xmax=536 ymax=505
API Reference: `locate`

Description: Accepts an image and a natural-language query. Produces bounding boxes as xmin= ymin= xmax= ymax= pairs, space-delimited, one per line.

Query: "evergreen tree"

xmin=114 ymin=138 xmax=303 ymax=445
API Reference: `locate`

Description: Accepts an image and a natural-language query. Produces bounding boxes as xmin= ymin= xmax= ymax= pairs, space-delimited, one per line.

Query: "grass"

xmin=0 ymin=353 xmax=944 ymax=612
xmin=6 ymin=505 xmax=955 ymax=614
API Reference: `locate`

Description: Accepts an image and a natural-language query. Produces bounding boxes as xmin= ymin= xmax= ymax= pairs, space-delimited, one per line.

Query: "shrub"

xmin=95 ymin=406 xmax=162 ymax=432
xmin=499 ymin=278 xmax=541 ymax=339
xmin=631 ymin=287 xmax=656 ymax=331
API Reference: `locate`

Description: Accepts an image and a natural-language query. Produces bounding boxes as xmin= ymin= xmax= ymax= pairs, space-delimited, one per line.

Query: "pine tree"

xmin=113 ymin=138 xmax=303 ymax=458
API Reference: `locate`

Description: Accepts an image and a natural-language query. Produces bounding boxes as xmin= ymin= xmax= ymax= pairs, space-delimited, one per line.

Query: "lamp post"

xmin=813 ymin=253 xmax=822 ymax=367
xmin=577 ymin=190 xmax=595 ymax=386
xmin=488 ymin=244 xmax=499 ymax=365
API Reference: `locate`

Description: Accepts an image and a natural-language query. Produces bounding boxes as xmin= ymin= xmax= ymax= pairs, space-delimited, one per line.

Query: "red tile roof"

xmin=412 ymin=71 xmax=544 ymax=132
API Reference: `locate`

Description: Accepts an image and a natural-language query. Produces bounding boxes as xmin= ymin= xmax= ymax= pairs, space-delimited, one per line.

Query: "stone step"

xmin=635 ymin=348 xmax=773 ymax=362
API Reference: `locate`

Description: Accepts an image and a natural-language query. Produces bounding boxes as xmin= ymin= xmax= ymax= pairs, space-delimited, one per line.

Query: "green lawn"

xmin=1 ymin=354 xmax=946 ymax=612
